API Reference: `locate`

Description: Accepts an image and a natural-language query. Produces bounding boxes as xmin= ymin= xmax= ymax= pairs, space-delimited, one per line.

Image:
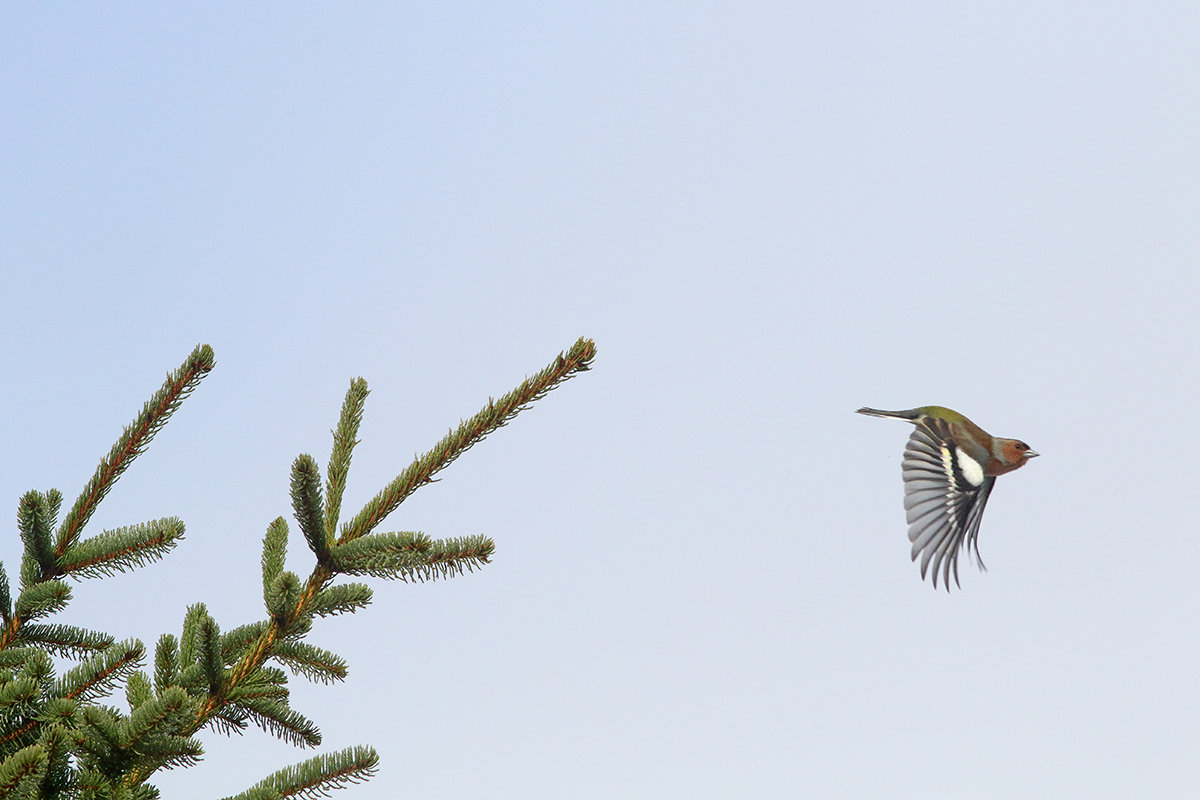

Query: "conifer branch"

xmin=37 ymin=698 xmax=78 ymax=725
xmin=230 ymin=745 xmax=379 ymax=800
xmin=127 ymin=338 xmax=595 ymax=794
xmin=174 ymin=664 xmax=207 ymax=697
xmin=291 ymin=456 xmax=329 ymax=564
xmin=240 ymin=697 xmax=321 ymax=748
xmin=127 ymin=730 xmax=204 ymax=774
xmin=0 ymin=566 xmax=11 ymax=627
xmin=265 ymin=573 xmax=302 ymax=623
xmin=125 ymin=688 xmax=191 ymax=741
xmin=57 ymin=518 xmax=185 ymax=579
xmin=13 ymin=648 xmax=51 ymax=686
xmin=223 ymin=620 xmax=285 ymax=697
xmin=305 ymin=584 xmax=372 ymax=618
xmin=330 ymin=532 xmax=494 ymax=581
xmin=125 ymin=671 xmax=153 ymax=710
xmin=15 ymin=624 xmax=112 ymax=659
xmin=0 ymin=653 xmax=55 ymax=752
xmin=222 ymin=622 xmax=271 ymax=667
xmin=339 ymin=336 xmax=596 ymax=543
xmin=55 ymin=344 xmax=215 ymax=555
xmin=13 ymin=582 xmax=71 ymax=623
xmin=0 ymin=743 xmax=48 ymax=798
xmin=178 ymin=604 xmax=210 ymax=668
xmin=262 ymin=519 xmax=289 ymax=601
xmin=0 ymin=677 xmax=38 ymax=709
xmin=270 ymin=641 xmax=347 ymax=685
xmin=55 ymin=640 xmax=144 ymax=704
xmin=216 ymin=338 xmax=594 ymax=725
xmin=227 ymin=674 xmax=289 ymax=705
xmin=0 ymin=723 xmax=37 ymax=752
xmin=17 ymin=491 xmax=58 ymax=582
xmin=34 ymin=723 xmax=73 ymax=799
xmin=153 ymin=635 xmax=178 ymax=696
xmin=197 ymin=618 xmax=225 ymax=695
xmin=0 ymin=651 xmax=33 ymax=671
xmin=324 ymin=380 xmax=368 ymax=543
xmin=209 ymin=705 xmax=249 ymax=735
xmin=18 ymin=551 xmax=39 ymax=596
xmin=229 ymin=788 xmax=279 ymax=800
xmin=125 ymin=687 xmax=202 ymax=769
xmin=75 ymin=705 xmax=124 ymax=759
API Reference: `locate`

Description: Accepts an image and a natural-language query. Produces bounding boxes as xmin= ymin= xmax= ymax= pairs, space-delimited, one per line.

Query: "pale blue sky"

xmin=3 ymin=3 xmax=1200 ymax=798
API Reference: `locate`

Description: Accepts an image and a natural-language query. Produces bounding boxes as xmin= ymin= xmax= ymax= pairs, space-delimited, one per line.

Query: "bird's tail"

xmin=855 ymin=407 xmax=921 ymax=420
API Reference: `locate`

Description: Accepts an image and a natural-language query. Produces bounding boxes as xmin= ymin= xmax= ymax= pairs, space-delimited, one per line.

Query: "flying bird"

xmin=857 ymin=406 xmax=1038 ymax=590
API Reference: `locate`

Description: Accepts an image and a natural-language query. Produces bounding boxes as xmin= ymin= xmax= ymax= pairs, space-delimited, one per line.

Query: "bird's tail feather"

xmin=856 ymin=407 xmax=921 ymax=420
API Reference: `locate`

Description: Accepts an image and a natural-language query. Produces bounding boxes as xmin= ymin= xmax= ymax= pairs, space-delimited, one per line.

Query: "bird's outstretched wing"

xmin=901 ymin=419 xmax=995 ymax=590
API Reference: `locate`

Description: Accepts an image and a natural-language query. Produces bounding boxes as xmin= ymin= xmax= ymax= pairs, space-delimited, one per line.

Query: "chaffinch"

xmin=857 ymin=406 xmax=1038 ymax=590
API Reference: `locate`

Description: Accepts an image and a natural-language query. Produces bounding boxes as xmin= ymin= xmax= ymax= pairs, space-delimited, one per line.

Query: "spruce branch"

xmin=178 ymin=604 xmax=210 ymax=669
xmin=339 ymin=336 xmax=597 ymax=543
xmin=196 ymin=618 xmax=224 ymax=695
xmin=13 ymin=582 xmax=71 ymax=623
xmin=0 ymin=651 xmax=35 ymax=672
xmin=261 ymin=519 xmax=289 ymax=601
xmin=15 ymin=625 xmax=112 ymax=660
xmin=12 ymin=650 xmax=51 ymax=688
xmin=152 ymin=635 xmax=178 ymax=697
xmin=239 ymin=698 xmax=321 ymax=749
xmin=55 ymin=344 xmax=215 ymax=555
xmin=230 ymin=745 xmax=379 ymax=800
xmin=222 ymin=623 xmax=271 ymax=667
xmin=305 ymin=584 xmax=372 ymax=619
xmin=290 ymin=457 xmax=329 ymax=564
xmin=132 ymin=733 xmax=205 ymax=773
xmin=173 ymin=664 xmax=207 ymax=697
xmin=0 ymin=722 xmax=37 ymax=755
xmin=324 ymin=380 xmax=368 ymax=543
xmin=18 ymin=553 xmax=38 ymax=598
xmin=209 ymin=706 xmax=249 ymax=738
xmin=35 ymin=699 xmax=77 ymax=725
xmin=124 ymin=729 xmax=205 ymax=775
xmin=0 ymin=650 xmax=56 ymax=755
xmin=127 ymin=338 xmax=594 ymax=794
xmin=125 ymin=689 xmax=191 ymax=743
xmin=270 ymin=642 xmax=347 ymax=685
xmin=265 ymin=574 xmax=302 ymax=623
xmin=0 ymin=566 xmax=11 ymax=627
xmin=226 ymin=675 xmax=289 ymax=706
xmin=125 ymin=672 xmax=153 ymax=711
xmin=0 ymin=678 xmax=38 ymax=710
xmin=57 ymin=518 xmax=185 ymax=579
xmin=125 ymin=688 xmax=202 ymax=767
xmin=0 ymin=743 xmax=48 ymax=798
xmin=329 ymin=532 xmax=494 ymax=581
xmin=75 ymin=705 xmax=124 ymax=763
xmin=34 ymin=722 xmax=73 ymax=800
xmin=55 ymin=640 xmax=144 ymax=705
xmin=17 ymin=491 xmax=58 ymax=583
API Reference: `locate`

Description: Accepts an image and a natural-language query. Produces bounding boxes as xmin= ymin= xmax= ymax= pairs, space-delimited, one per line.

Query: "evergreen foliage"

xmin=0 ymin=339 xmax=596 ymax=798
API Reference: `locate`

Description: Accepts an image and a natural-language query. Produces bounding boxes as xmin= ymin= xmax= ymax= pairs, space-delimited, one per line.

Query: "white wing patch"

xmin=955 ymin=446 xmax=985 ymax=487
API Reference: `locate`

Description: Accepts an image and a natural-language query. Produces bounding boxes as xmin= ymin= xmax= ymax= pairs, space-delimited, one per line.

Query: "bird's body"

xmin=857 ymin=406 xmax=1038 ymax=589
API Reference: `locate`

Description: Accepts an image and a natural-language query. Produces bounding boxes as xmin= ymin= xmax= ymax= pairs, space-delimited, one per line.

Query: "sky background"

xmin=2 ymin=3 xmax=1200 ymax=798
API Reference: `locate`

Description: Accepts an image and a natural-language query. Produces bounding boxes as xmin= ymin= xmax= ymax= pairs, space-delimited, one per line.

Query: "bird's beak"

xmin=1025 ymin=450 xmax=1040 ymax=459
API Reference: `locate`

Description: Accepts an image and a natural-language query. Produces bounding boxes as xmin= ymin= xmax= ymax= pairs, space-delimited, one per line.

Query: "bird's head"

xmin=999 ymin=439 xmax=1039 ymax=469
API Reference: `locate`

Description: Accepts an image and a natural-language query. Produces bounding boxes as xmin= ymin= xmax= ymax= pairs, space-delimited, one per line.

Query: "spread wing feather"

xmin=900 ymin=425 xmax=995 ymax=590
